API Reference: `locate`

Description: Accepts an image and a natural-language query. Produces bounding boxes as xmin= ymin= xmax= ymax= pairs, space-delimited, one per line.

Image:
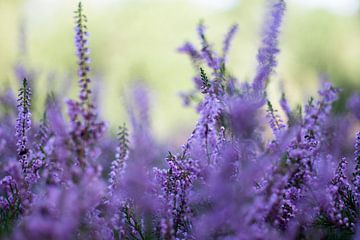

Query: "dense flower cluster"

xmin=0 ymin=1 xmax=359 ymax=239
xmin=67 ymin=2 xmax=106 ymax=169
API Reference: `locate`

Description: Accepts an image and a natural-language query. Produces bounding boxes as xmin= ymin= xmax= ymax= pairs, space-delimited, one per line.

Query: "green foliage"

xmin=199 ymin=67 xmax=210 ymax=92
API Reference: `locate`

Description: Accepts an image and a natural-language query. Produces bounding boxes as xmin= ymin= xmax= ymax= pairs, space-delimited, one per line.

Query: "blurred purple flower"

xmin=347 ymin=93 xmax=360 ymax=120
xmin=253 ymin=0 xmax=286 ymax=92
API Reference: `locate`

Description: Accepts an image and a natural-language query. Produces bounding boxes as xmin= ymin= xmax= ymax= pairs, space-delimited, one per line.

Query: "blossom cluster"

xmin=0 ymin=1 xmax=359 ymax=239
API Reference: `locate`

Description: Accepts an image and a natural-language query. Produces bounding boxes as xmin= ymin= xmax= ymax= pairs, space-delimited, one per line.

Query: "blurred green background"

xmin=1 ymin=0 xmax=360 ymax=140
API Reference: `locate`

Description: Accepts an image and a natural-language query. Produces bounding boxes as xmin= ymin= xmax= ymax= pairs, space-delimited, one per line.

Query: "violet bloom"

xmin=120 ymin=85 xmax=161 ymax=238
xmin=157 ymin=151 xmax=199 ymax=239
xmin=280 ymin=92 xmax=292 ymax=121
xmin=353 ymin=132 xmax=360 ymax=200
xmin=0 ymin=175 xmax=21 ymax=235
xmin=67 ymin=2 xmax=106 ymax=168
xmin=197 ymin=22 xmax=221 ymax=71
xmin=347 ymin=93 xmax=360 ymax=120
xmin=263 ymin=82 xmax=339 ymax=230
xmin=129 ymin=84 xmax=151 ymax=130
xmin=15 ymin=79 xmax=31 ymax=167
xmin=193 ymin=92 xmax=223 ymax=166
xmin=74 ymin=1 xmax=91 ymax=105
xmin=252 ymin=0 xmax=286 ymax=92
xmin=15 ymin=78 xmax=42 ymax=188
xmin=177 ymin=42 xmax=202 ymax=63
xmin=43 ymin=98 xmax=68 ymax=185
xmin=105 ymin=124 xmax=129 ymax=236
xmin=13 ymin=172 xmax=105 ymax=240
xmin=226 ymin=94 xmax=263 ymax=139
xmin=32 ymin=115 xmax=50 ymax=164
xmin=107 ymin=124 xmax=129 ymax=202
xmin=192 ymin=145 xmax=279 ymax=239
xmin=222 ymin=24 xmax=238 ymax=62
xmin=266 ymin=100 xmax=286 ymax=143
xmin=302 ymin=82 xmax=339 ymax=143
xmin=327 ymin=157 xmax=356 ymax=229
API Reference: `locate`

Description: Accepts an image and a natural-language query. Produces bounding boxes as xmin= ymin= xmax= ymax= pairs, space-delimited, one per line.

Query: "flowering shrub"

xmin=0 ymin=1 xmax=359 ymax=239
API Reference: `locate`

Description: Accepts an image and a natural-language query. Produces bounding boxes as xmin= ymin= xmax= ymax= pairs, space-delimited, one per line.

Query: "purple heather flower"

xmin=252 ymin=0 xmax=286 ymax=92
xmin=130 ymin=84 xmax=151 ymax=130
xmin=226 ymin=94 xmax=264 ymax=139
xmin=259 ymin=82 xmax=339 ymax=230
xmin=178 ymin=91 xmax=194 ymax=106
xmin=35 ymin=117 xmax=49 ymax=151
xmin=157 ymin=151 xmax=199 ymax=239
xmin=222 ymin=24 xmax=238 ymax=62
xmin=197 ymin=22 xmax=221 ymax=71
xmin=122 ymin=146 xmax=158 ymax=212
xmin=353 ymin=131 xmax=360 ymax=200
xmin=106 ymin=124 xmax=129 ymax=208
xmin=193 ymin=92 xmax=223 ymax=166
xmin=266 ymin=100 xmax=286 ymax=142
xmin=74 ymin=2 xmax=92 ymax=105
xmin=193 ymin=75 xmax=203 ymax=90
xmin=45 ymin=98 xmax=69 ymax=184
xmin=280 ymin=92 xmax=292 ymax=121
xmin=119 ymin=86 xmax=161 ymax=229
xmin=0 ymin=174 xmax=22 ymax=234
xmin=65 ymin=2 xmax=106 ymax=169
xmin=302 ymin=82 xmax=339 ymax=143
xmin=177 ymin=42 xmax=202 ymax=62
xmin=13 ymin=172 xmax=105 ymax=240
xmin=15 ymin=79 xmax=31 ymax=162
xmin=347 ymin=93 xmax=360 ymax=120
xmin=313 ymin=156 xmax=357 ymax=231
xmin=0 ymin=175 xmax=20 ymax=209
xmin=14 ymin=78 xmax=42 ymax=188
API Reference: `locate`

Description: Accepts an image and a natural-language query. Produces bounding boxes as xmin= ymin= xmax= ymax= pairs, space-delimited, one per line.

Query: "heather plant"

xmin=0 ymin=0 xmax=359 ymax=239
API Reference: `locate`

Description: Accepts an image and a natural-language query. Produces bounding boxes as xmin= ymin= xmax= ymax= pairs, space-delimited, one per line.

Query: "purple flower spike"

xmin=353 ymin=132 xmax=360 ymax=200
xmin=74 ymin=2 xmax=92 ymax=106
xmin=252 ymin=0 xmax=286 ymax=92
xmin=177 ymin=42 xmax=202 ymax=63
xmin=222 ymin=24 xmax=238 ymax=62
xmin=107 ymin=124 xmax=129 ymax=203
xmin=280 ymin=92 xmax=292 ymax=120
xmin=197 ymin=21 xmax=221 ymax=71
xmin=15 ymin=79 xmax=32 ymax=175
xmin=347 ymin=93 xmax=360 ymax=120
xmin=266 ymin=100 xmax=286 ymax=149
xmin=66 ymin=2 xmax=106 ymax=168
